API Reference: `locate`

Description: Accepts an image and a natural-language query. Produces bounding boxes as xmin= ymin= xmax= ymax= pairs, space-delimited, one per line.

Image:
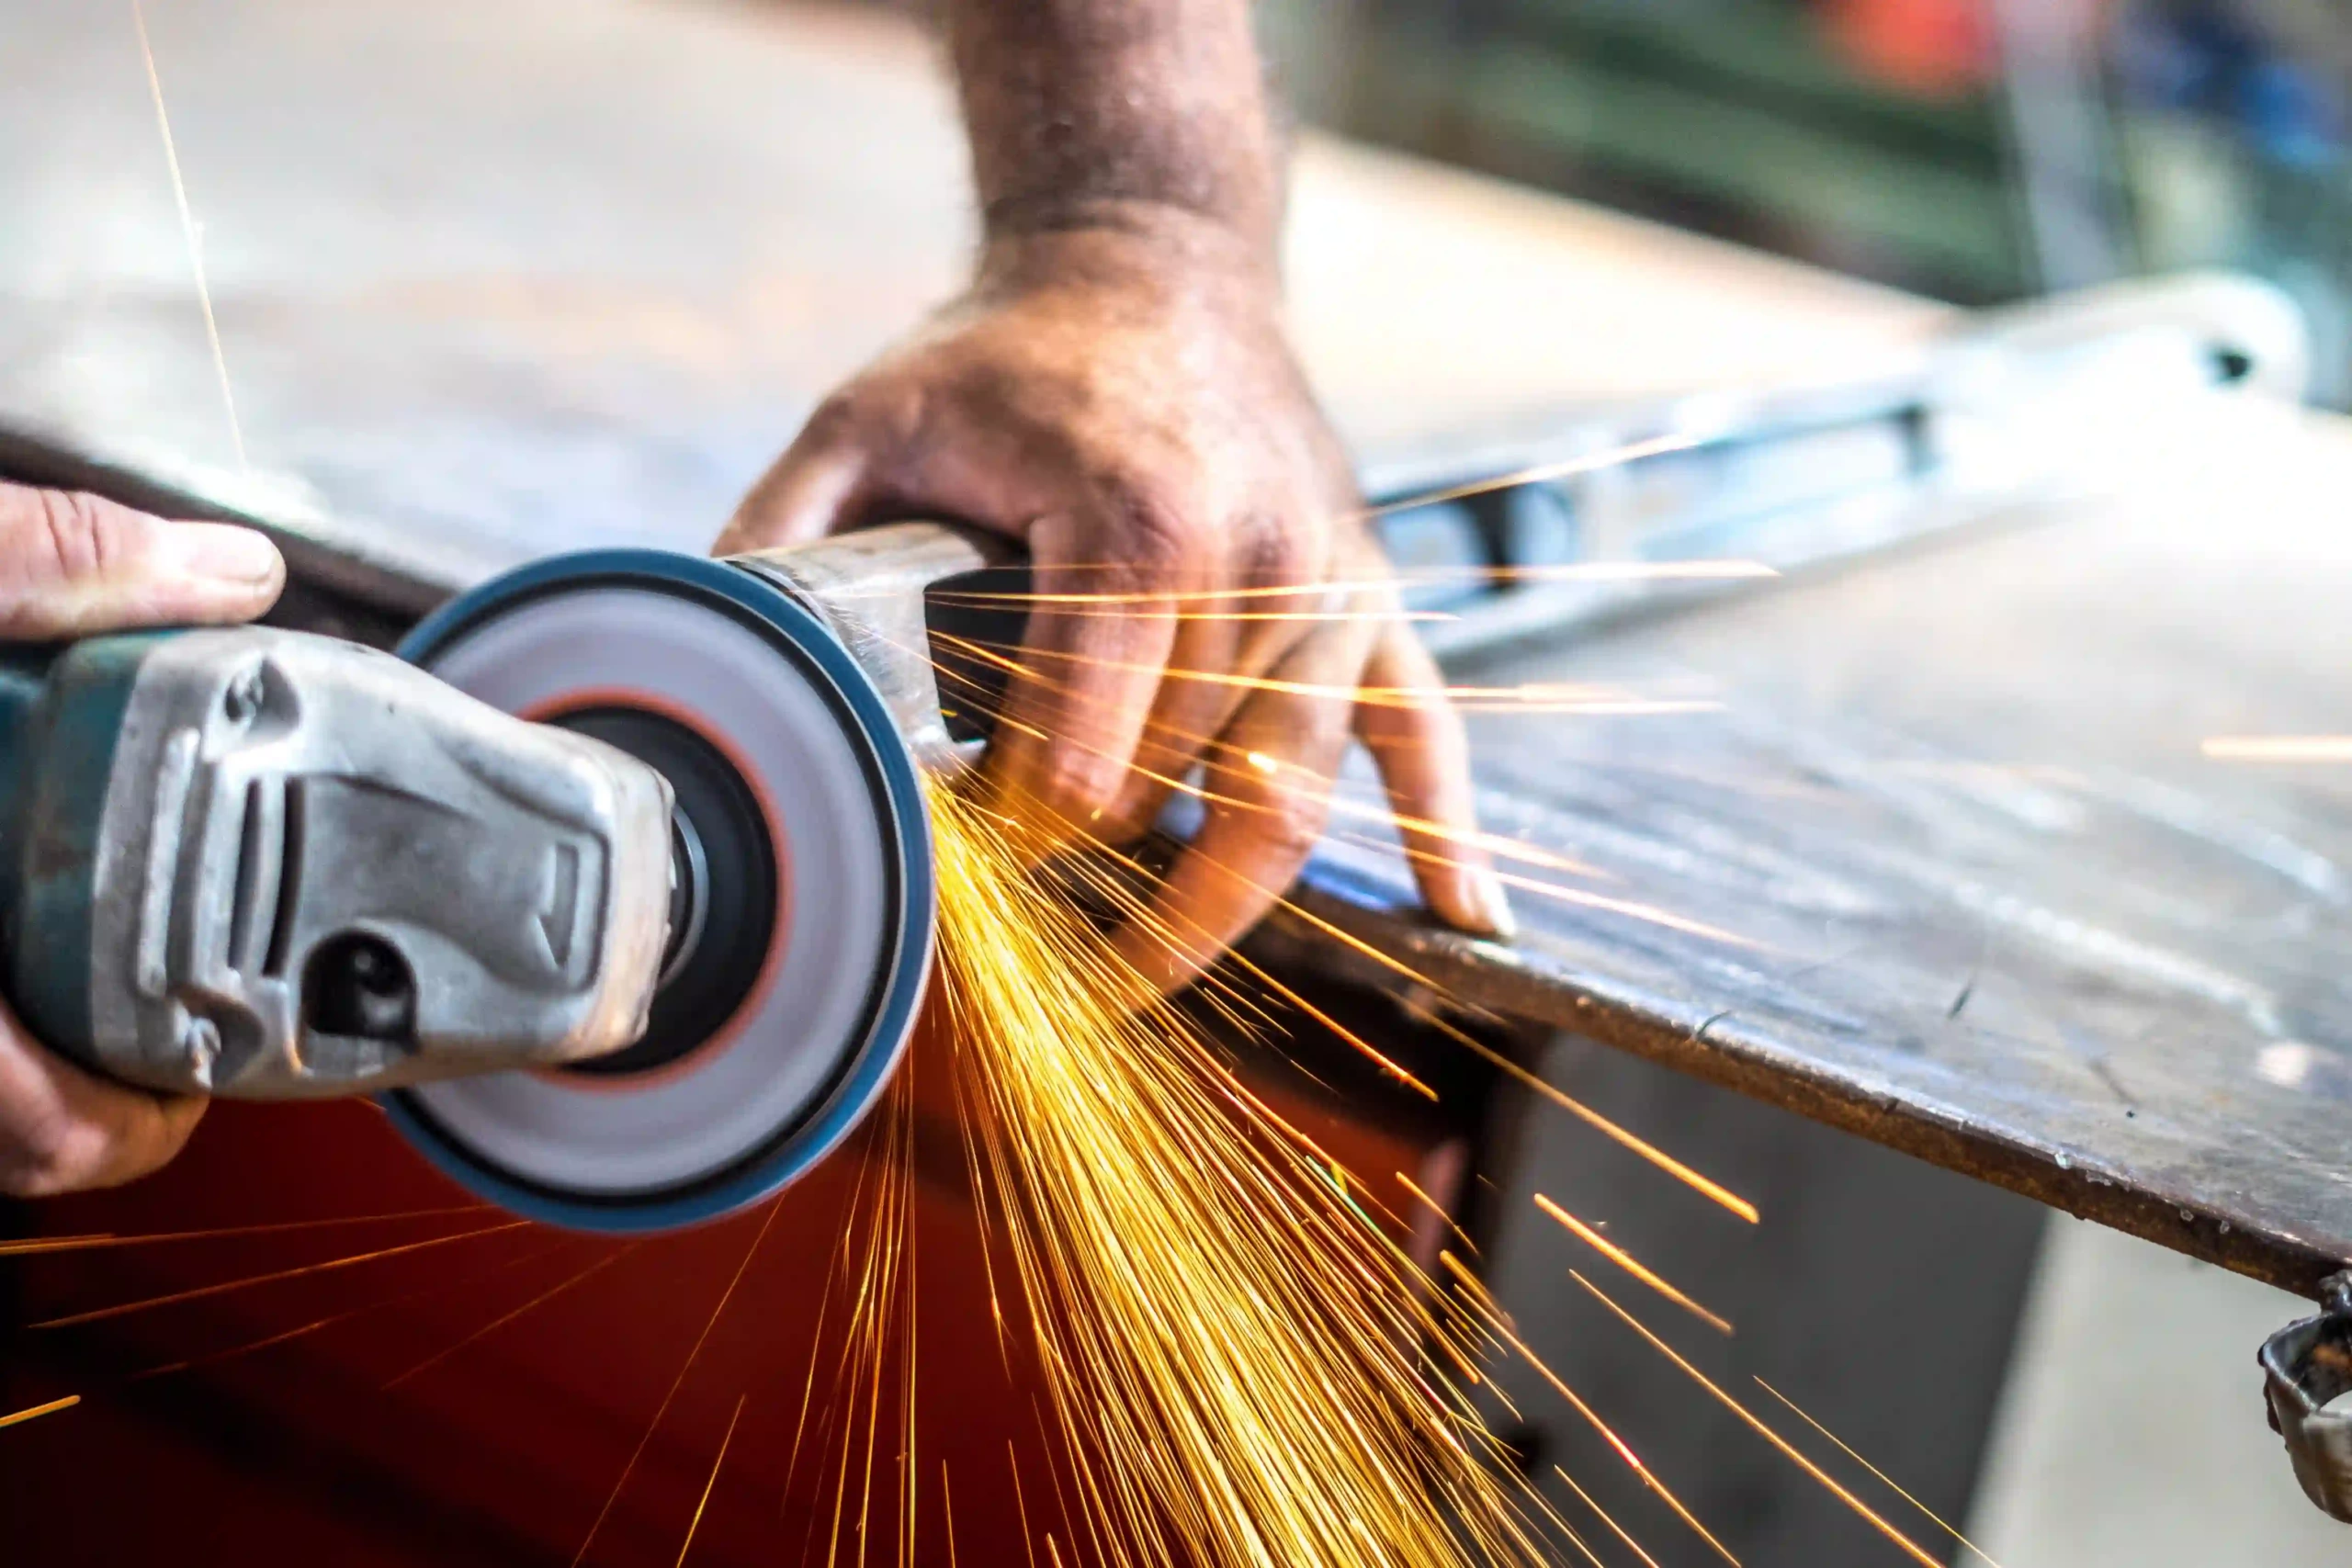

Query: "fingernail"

xmin=1470 ymin=866 xmax=1518 ymax=941
xmin=165 ymin=523 xmax=283 ymax=587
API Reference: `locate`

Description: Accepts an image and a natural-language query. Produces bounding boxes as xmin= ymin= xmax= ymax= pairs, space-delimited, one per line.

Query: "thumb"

xmin=0 ymin=484 xmax=283 ymax=639
xmin=715 ymin=411 xmax=874 ymax=558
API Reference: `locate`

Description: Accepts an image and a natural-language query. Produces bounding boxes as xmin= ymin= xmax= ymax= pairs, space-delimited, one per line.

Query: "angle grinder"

xmin=0 ymin=522 xmax=1018 ymax=1233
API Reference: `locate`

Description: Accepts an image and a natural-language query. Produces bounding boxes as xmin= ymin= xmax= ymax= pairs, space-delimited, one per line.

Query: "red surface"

xmin=0 ymin=1012 xmax=1457 ymax=1566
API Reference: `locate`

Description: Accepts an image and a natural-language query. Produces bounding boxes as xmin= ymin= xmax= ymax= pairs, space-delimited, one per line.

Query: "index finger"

xmin=983 ymin=508 xmax=1181 ymax=844
xmin=1110 ymin=614 xmax=1373 ymax=993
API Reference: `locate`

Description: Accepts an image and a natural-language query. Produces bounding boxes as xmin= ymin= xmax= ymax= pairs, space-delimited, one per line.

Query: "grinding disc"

xmin=384 ymin=550 xmax=933 ymax=1233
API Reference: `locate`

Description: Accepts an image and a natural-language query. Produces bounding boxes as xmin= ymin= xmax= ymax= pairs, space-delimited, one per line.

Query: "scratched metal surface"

xmin=1271 ymin=395 xmax=2352 ymax=1296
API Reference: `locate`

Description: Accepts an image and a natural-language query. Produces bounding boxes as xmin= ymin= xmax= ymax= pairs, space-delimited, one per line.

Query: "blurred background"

xmin=9 ymin=2 xmax=2352 ymax=1564
xmin=1254 ymin=0 xmax=2352 ymax=403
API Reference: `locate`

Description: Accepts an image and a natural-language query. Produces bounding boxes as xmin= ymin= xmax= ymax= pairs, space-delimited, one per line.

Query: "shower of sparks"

xmin=1533 ymin=1194 xmax=1731 ymax=1335
xmin=930 ymin=786 xmax=1553 ymax=1565
xmin=132 ymin=0 xmax=245 ymax=470
xmin=2201 ymin=735 xmax=2352 ymax=762
xmin=1571 ymin=1271 xmax=1944 ymax=1568
xmin=0 ymin=1394 xmax=79 ymax=1431
xmin=1753 ymin=1378 xmax=2007 ymax=1566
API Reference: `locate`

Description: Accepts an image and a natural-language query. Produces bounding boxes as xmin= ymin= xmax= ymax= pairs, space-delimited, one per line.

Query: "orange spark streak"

xmin=1363 ymin=433 xmax=1709 ymax=514
xmin=30 ymin=1221 xmax=528 ymax=1328
xmin=910 ymin=547 xmax=1768 ymax=607
xmin=384 ymin=1245 xmax=638 ymax=1388
xmin=1534 ymin=1195 xmax=1731 ymax=1335
xmin=0 ymin=1394 xmax=78 ymax=1430
xmin=0 ymin=1203 xmax=491 ymax=1258
xmin=934 ymin=629 xmax=1702 ymax=713
xmin=1394 ymin=1170 xmax=1479 ymax=1258
xmin=571 ymin=1199 xmax=786 ymax=1568
xmin=1007 ymin=1440 xmax=1042 ymax=1568
xmin=1437 ymin=1254 xmax=1739 ymax=1565
xmin=1754 ymin=1378 xmax=2006 ymax=1565
xmin=1222 ymin=946 xmax=1437 ymax=1099
xmin=930 ymin=600 xmax=1453 ymax=625
xmin=1493 ymin=866 xmax=1760 ymax=948
xmin=777 ymin=1258 xmax=838 ymax=1516
xmin=129 ymin=1238 xmax=576 ymax=1382
xmin=676 ymin=1394 xmax=748 ymax=1568
xmin=1262 ymin=888 xmax=1758 ymax=1222
xmin=0 ymin=1232 xmax=113 ymax=1256
xmin=133 ymin=0 xmax=243 ymax=469
xmin=1554 ymin=1466 xmax=1666 ymax=1568
xmin=1571 ymin=1272 xmax=1942 ymax=1568
xmin=942 ymin=1461 xmax=959 ymax=1568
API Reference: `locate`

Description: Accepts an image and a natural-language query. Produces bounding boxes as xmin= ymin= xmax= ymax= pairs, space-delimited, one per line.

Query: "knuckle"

xmin=2 ymin=1123 xmax=84 ymax=1200
xmin=29 ymin=488 xmax=118 ymax=582
xmin=1258 ymin=782 xmax=1333 ymax=863
xmin=1034 ymin=752 xmax=1125 ymax=824
xmin=1238 ymin=518 xmax=1310 ymax=592
xmin=1104 ymin=490 xmax=1210 ymax=576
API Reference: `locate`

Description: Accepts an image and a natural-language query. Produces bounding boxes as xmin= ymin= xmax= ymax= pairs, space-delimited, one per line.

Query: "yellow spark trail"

xmin=571 ymin=1200 xmax=785 ymax=1568
xmin=128 ymin=1236 xmax=577 ymax=1383
xmin=1571 ymin=1271 xmax=1943 ymax=1568
xmin=1754 ymin=1378 xmax=2006 ymax=1565
xmin=132 ymin=0 xmax=243 ymax=469
xmin=0 ymin=1395 xmax=79 ymax=1431
xmin=0 ymin=1204 xmax=491 ymax=1258
xmin=1534 ymin=1195 xmax=1731 ymax=1335
xmin=1438 ymin=1252 xmax=1737 ymax=1566
xmin=675 ymin=1394 xmax=748 ymax=1568
xmin=1554 ymin=1466 xmax=1666 ymax=1568
xmin=930 ymin=787 xmax=1550 ymax=1566
xmin=383 ymin=1245 xmax=638 ymax=1389
xmin=29 ymin=1221 xmax=528 ymax=1329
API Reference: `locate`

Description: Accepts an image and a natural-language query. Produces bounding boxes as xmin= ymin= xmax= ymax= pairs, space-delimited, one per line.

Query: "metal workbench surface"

xmin=1279 ymin=386 xmax=2352 ymax=1297
xmin=7 ymin=0 xmax=2352 ymax=1297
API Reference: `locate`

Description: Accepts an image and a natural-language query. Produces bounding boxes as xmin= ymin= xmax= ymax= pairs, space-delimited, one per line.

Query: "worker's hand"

xmin=0 ymin=481 xmax=284 ymax=1195
xmin=719 ymin=215 xmax=1510 ymax=990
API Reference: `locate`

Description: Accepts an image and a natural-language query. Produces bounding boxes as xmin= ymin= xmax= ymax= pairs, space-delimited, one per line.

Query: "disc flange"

xmin=385 ymin=550 xmax=933 ymax=1234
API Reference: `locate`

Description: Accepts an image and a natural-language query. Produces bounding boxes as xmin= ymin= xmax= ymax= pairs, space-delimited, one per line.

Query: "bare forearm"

xmin=947 ymin=0 xmax=1283 ymax=264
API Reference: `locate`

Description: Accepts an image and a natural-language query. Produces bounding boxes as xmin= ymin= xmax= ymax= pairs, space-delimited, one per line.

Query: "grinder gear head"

xmin=0 ymin=628 xmax=676 ymax=1098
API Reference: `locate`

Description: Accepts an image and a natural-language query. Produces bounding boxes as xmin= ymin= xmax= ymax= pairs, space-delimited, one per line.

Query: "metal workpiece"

xmin=2264 ymin=1273 xmax=2352 ymax=1522
xmin=58 ymin=627 xmax=677 ymax=1098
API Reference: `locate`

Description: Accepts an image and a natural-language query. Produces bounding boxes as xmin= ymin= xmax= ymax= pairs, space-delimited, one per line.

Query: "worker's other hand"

xmin=718 ymin=213 xmax=1510 ymax=991
xmin=0 ymin=481 xmax=284 ymax=1195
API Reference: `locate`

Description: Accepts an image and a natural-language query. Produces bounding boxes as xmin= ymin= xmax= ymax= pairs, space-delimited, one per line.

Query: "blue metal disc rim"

xmin=382 ymin=548 xmax=934 ymax=1235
